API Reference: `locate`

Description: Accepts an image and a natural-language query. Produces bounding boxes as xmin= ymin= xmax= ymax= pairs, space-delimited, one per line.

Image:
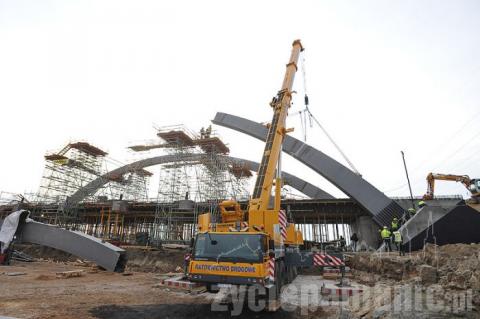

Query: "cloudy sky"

xmin=0 ymin=0 xmax=479 ymax=200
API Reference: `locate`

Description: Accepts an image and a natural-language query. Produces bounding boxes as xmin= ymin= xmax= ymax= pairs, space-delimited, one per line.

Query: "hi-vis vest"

xmin=391 ymin=221 xmax=399 ymax=230
xmin=381 ymin=229 xmax=391 ymax=239
xmin=393 ymin=231 xmax=402 ymax=243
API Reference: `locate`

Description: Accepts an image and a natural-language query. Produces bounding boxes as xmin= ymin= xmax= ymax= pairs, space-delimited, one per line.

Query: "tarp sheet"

xmin=0 ymin=210 xmax=30 ymax=253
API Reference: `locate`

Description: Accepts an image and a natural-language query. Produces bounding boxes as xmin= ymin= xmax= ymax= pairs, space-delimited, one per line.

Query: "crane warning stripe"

xmin=331 ymin=255 xmax=343 ymax=265
xmin=314 ymin=253 xmax=344 ymax=267
xmin=279 ymin=210 xmax=287 ymax=225
xmin=313 ymin=254 xmax=325 ymax=266
xmin=279 ymin=210 xmax=287 ymax=241
xmin=268 ymin=257 xmax=275 ymax=282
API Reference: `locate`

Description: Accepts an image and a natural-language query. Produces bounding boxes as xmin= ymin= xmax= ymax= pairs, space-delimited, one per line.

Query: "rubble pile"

xmin=423 ymin=244 xmax=480 ymax=292
xmin=122 ymin=247 xmax=185 ymax=273
xmin=348 ymin=243 xmax=480 ymax=288
xmin=345 ymin=243 xmax=480 ymax=318
xmin=15 ymin=244 xmax=186 ymax=273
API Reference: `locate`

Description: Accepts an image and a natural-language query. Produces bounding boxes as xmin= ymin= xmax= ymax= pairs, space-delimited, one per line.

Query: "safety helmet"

xmin=383 ymin=226 xmax=387 ymax=229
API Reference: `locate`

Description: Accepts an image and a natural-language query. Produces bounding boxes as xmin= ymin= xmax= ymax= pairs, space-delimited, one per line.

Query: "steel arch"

xmin=69 ymin=154 xmax=334 ymax=204
xmin=212 ymin=112 xmax=405 ymax=226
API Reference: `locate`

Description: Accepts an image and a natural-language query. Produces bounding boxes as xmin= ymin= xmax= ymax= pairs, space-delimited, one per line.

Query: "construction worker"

xmin=393 ymin=230 xmax=405 ymax=256
xmin=380 ymin=226 xmax=392 ymax=252
xmin=408 ymin=207 xmax=416 ymax=218
xmin=350 ymin=232 xmax=359 ymax=252
xmin=391 ymin=217 xmax=399 ymax=231
xmin=418 ymin=200 xmax=426 ymax=208
xmin=339 ymin=236 xmax=346 ymax=251
xmin=205 ymin=125 xmax=212 ymax=138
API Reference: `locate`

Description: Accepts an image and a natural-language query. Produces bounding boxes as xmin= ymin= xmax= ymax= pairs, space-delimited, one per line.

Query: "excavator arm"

xmin=423 ymin=173 xmax=473 ymax=200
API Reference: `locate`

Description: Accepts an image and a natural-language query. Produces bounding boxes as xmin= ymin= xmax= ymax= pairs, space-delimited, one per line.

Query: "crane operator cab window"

xmin=473 ymin=180 xmax=480 ymax=192
xmin=193 ymin=233 xmax=266 ymax=263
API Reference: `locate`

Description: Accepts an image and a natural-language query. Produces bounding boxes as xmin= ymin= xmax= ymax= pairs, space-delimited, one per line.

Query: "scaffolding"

xmin=38 ymin=142 xmax=107 ymax=204
xmin=28 ymin=124 xmax=252 ymax=241
xmin=128 ymin=125 xmax=252 ymax=244
xmin=36 ymin=142 xmax=151 ymax=227
xmin=104 ymin=168 xmax=152 ymax=202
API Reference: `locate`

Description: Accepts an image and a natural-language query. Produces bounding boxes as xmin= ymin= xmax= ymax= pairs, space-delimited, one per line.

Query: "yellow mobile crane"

xmin=423 ymin=172 xmax=480 ymax=204
xmin=187 ymin=40 xmax=345 ymax=309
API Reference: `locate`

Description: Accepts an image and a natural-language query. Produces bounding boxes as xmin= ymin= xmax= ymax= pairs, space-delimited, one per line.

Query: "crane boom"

xmin=188 ymin=41 xmax=346 ymax=311
xmin=249 ymin=40 xmax=303 ymax=217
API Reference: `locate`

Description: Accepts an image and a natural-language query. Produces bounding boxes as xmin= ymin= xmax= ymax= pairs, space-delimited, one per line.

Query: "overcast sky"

xmin=0 ymin=0 xmax=479 ymax=200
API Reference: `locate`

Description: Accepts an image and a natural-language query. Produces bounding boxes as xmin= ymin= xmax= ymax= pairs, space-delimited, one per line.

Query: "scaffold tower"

xmin=38 ymin=142 xmax=107 ymax=204
xmin=37 ymin=142 xmax=151 ymax=227
xmin=128 ymin=125 xmax=252 ymax=244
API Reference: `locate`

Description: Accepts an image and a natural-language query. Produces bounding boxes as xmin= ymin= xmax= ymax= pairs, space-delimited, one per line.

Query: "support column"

xmin=351 ymin=216 xmax=380 ymax=250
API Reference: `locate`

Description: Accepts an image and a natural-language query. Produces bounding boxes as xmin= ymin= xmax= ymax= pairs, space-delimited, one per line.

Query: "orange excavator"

xmin=423 ymin=173 xmax=480 ymax=204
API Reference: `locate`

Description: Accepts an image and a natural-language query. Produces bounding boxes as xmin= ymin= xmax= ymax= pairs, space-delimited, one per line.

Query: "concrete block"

xmin=160 ymin=275 xmax=204 ymax=291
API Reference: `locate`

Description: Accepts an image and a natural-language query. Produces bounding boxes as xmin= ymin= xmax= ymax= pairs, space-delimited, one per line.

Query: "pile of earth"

xmin=347 ymin=243 xmax=480 ymax=290
xmin=345 ymin=243 xmax=480 ymax=318
xmin=15 ymin=243 xmax=77 ymax=262
xmin=14 ymin=243 xmax=186 ymax=273
xmin=124 ymin=247 xmax=185 ymax=273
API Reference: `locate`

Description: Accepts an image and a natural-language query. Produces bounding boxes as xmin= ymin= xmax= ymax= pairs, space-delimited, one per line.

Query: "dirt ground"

xmin=0 ymin=260 xmax=339 ymax=319
xmin=1 ymin=261 xmax=193 ymax=319
xmin=3 ymin=243 xmax=478 ymax=318
xmin=0 ymin=247 xmax=367 ymax=319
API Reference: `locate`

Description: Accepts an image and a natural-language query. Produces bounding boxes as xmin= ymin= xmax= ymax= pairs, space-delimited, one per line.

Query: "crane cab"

xmin=188 ymin=231 xmax=271 ymax=286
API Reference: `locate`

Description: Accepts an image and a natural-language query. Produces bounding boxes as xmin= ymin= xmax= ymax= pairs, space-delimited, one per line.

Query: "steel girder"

xmin=227 ymin=156 xmax=334 ymax=200
xmin=212 ymin=112 xmax=405 ymax=226
xmin=68 ymin=154 xmax=334 ymax=205
xmin=19 ymin=221 xmax=126 ymax=272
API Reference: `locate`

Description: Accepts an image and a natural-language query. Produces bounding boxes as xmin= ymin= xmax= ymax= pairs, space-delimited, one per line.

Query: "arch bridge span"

xmin=69 ymin=154 xmax=334 ymax=205
xmin=212 ymin=112 xmax=405 ymax=226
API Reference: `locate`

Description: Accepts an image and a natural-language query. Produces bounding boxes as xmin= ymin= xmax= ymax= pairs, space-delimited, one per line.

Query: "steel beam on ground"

xmin=19 ymin=221 xmax=126 ymax=272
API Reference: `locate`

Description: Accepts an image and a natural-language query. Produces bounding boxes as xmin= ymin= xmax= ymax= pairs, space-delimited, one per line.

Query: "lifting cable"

xmin=299 ymin=55 xmax=361 ymax=176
